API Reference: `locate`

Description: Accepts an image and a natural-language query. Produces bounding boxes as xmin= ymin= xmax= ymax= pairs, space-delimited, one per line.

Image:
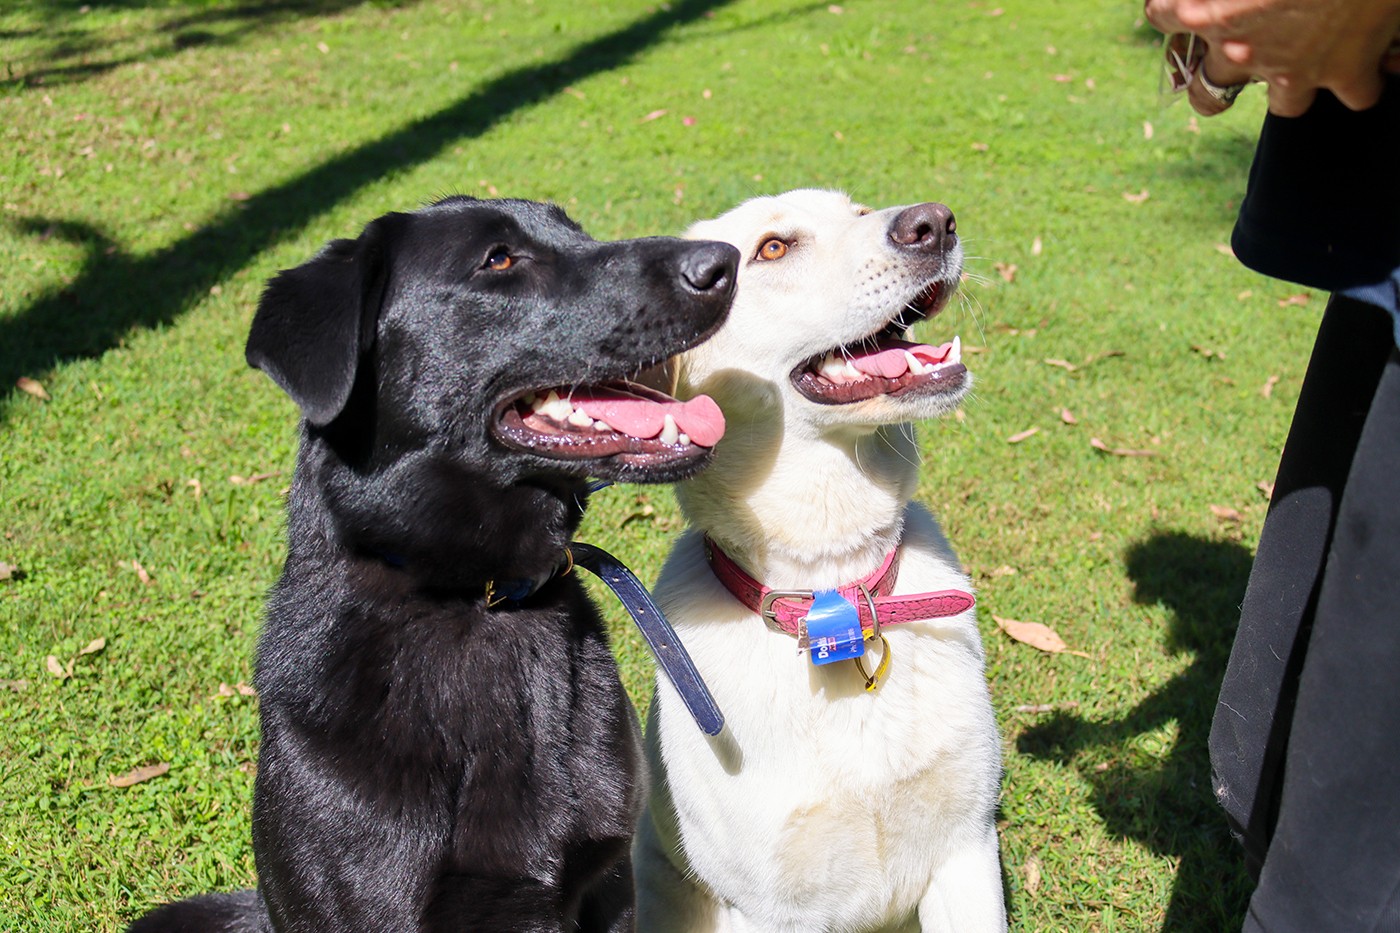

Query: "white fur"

xmin=634 ymin=190 xmax=1006 ymax=933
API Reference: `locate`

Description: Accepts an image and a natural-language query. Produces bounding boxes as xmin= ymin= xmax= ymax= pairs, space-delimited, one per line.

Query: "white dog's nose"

xmin=888 ymin=202 xmax=957 ymax=254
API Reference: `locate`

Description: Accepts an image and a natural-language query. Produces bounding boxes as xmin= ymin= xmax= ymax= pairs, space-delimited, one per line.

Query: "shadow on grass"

xmin=0 ymin=0 xmax=738 ymax=420
xmin=6 ymin=0 xmax=408 ymax=88
xmin=1018 ymin=531 xmax=1255 ymax=930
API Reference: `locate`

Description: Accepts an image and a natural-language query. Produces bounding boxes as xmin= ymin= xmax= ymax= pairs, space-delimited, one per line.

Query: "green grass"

xmin=1 ymin=0 xmax=1312 ymax=928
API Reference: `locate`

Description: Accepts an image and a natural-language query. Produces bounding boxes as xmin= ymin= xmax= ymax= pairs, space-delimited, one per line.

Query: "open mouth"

xmin=790 ymin=281 xmax=968 ymax=405
xmin=493 ymin=381 xmax=726 ymax=472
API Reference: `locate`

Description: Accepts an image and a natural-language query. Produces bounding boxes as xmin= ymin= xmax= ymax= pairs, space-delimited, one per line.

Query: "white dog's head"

xmin=672 ymin=189 xmax=968 ymax=438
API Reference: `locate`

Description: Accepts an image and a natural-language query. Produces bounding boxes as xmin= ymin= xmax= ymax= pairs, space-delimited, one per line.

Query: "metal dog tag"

xmin=804 ymin=590 xmax=865 ymax=666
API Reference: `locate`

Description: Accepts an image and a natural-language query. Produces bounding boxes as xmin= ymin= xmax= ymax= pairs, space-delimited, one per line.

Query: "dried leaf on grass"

xmin=1122 ymin=189 xmax=1150 ymax=204
xmin=1257 ymin=480 xmax=1275 ymax=500
xmin=45 ymin=655 xmax=69 ymax=679
xmin=993 ymin=615 xmax=1091 ymax=658
xmin=131 ymin=560 xmax=152 ymax=585
xmin=994 ymin=262 xmax=1017 ymax=283
xmin=1261 ymin=375 xmax=1280 ymax=398
xmin=229 ymin=471 xmax=282 ymax=486
xmin=1022 ymin=852 xmax=1043 ymax=895
xmin=640 ymin=109 xmax=668 ymax=122
xmin=1007 ymin=427 xmax=1039 ymax=444
xmin=79 ymin=637 xmax=106 ymax=656
xmin=16 ymin=377 xmax=50 ymax=401
xmin=1210 ymin=504 xmax=1243 ymax=523
xmin=109 ymin=762 xmax=170 ymax=788
xmin=1014 ymin=700 xmax=1080 ymax=713
xmin=213 ymin=681 xmax=257 ymax=698
xmin=1043 ymin=358 xmax=1077 ymax=372
xmin=1090 ymin=437 xmax=1156 ymax=457
xmin=1082 ymin=350 xmax=1125 ymax=366
xmin=0 ymin=561 xmax=16 ymax=581
xmin=1059 ymin=408 xmax=1078 ymax=425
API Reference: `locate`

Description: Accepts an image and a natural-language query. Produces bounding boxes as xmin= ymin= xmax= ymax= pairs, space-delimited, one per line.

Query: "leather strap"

xmin=571 ymin=543 xmax=724 ymax=737
xmin=704 ymin=537 xmax=974 ymax=636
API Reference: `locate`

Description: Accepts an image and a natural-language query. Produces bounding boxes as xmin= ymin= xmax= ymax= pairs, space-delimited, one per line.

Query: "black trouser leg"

xmin=1209 ymin=297 xmax=1395 ymax=880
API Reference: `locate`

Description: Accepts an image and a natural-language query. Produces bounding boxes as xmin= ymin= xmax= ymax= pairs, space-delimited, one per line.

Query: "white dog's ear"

xmin=635 ymin=357 xmax=681 ymax=397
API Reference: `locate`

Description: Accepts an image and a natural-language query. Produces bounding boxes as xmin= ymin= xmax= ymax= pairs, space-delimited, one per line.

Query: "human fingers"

xmin=1266 ymin=78 xmax=1318 ymax=117
xmin=1180 ymin=43 xmax=1250 ymax=115
xmin=1202 ymin=42 xmax=1253 ymax=85
xmin=1329 ymin=69 xmax=1387 ymax=111
xmin=1143 ymin=0 xmax=1191 ymax=36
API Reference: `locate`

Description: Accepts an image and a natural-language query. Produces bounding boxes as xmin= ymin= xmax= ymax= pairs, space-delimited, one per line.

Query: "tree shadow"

xmin=5 ymin=0 xmax=406 ymax=88
xmin=0 ymin=0 xmax=738 ymax=420
xmin=1018 ymin=531 xmax=1254 ymax=930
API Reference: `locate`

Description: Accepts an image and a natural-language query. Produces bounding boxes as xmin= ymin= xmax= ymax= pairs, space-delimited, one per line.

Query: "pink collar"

xmin=703 ymin=536 xmax=975 ymax=638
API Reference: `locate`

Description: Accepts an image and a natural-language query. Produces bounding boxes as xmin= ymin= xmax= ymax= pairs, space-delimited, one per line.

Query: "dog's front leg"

xmin=915 ymin=825 xmax=1007 ymax=933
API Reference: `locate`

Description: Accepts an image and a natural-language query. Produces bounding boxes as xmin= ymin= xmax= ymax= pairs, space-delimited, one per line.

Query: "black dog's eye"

xmin=755 ymin=237 xmax=789 ymax=261
xmin=484 ymin=249 xmax=514 ymax=271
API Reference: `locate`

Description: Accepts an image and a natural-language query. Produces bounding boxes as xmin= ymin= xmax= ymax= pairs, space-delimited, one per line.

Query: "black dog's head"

xmin=246 ymin=197 xmax=737 ymax=582
xmin=249 ymin=196 xmax=737 ymax=483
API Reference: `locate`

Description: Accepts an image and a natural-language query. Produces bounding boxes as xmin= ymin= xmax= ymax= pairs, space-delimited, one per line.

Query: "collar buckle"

xmin=758 ymin=588 xmax=811 ymax=632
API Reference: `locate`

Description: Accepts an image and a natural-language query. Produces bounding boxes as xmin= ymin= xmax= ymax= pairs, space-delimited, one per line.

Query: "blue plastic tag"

xmin=804 ymin=590 xmax=865 ymax=666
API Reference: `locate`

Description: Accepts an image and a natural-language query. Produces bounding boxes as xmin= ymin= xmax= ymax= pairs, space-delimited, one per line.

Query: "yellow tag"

xmin=857 ymin=633 xmax=891 ymax=691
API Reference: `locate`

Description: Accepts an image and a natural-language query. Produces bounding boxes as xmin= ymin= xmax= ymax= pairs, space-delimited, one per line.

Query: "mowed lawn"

xmin=2 ymin=0 xmax=1307 ymax=928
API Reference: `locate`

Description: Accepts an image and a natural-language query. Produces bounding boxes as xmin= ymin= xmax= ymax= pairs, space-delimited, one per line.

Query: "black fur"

xmin=128 ymin=197 xmax=737 ymax=933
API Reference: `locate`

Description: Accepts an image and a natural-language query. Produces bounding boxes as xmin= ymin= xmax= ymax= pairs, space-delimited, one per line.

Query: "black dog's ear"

xmin=246 ymin=221 xmax=391 ymax=426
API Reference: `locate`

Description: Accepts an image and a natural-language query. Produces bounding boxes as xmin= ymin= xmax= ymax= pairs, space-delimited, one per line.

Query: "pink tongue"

xmin=574 ymin=393 xmax=726 ymax=447
xmin=848 ymin=340 xmax=950 ymax=377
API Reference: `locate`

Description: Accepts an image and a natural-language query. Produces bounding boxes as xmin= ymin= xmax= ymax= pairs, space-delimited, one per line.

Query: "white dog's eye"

xmin=484 ymin=248 xmax=514 ymax=271
xmin=755 ymin=238 xmax=789 ymax=261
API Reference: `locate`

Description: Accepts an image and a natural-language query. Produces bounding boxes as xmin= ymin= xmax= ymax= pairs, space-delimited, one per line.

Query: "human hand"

xmin=1147 ymin=0 xmax=1400 ymax=116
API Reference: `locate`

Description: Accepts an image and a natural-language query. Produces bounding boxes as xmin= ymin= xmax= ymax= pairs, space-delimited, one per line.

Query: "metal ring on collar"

xmin=855 ymin=583 xmax=880 ymax=639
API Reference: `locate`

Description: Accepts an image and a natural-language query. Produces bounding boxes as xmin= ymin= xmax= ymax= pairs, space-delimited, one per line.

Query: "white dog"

xmin=634 ymin=190 xmax=1006 ymax=933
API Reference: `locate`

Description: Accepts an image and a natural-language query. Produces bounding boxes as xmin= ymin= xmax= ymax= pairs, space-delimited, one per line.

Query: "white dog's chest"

xmin=652 ymin=557 xmax=1000 ymax=930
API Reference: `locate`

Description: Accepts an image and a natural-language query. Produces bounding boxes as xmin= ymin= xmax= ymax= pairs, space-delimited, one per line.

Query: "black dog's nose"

xmin=888 ymin=202 xmax=957 ymax=253
xmin=680 ymin=242 xmax=738 ymax=294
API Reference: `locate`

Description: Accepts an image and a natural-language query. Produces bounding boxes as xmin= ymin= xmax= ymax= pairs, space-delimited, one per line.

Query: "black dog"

xmin=129 ymin=196 xmax=737 ymax=933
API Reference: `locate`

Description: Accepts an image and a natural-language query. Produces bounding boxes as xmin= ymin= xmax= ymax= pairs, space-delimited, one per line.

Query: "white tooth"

xmin=530 ymin=394 xmax=546 ymax=412
xmin=660 ymin=414 xmax=680 ymax=445
xmin=949 ymin=335 xmax=962 ymax=364
xmin=594 ymin=420 xmax=612 ymax=432
xmin=678 ymin=433 xmax=691 ymax=446
xmin=819 ymin=355 xmax=847 ymax=381
xmin=903 ymin=350 xmax=925 ymax=375
xmin=541 ymin=390 xmax=574 ymax=422
xmin=567 ymin=409 xmax=594 ymax=428
xmin=844 ymin=361 xmax=863 ymax=380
